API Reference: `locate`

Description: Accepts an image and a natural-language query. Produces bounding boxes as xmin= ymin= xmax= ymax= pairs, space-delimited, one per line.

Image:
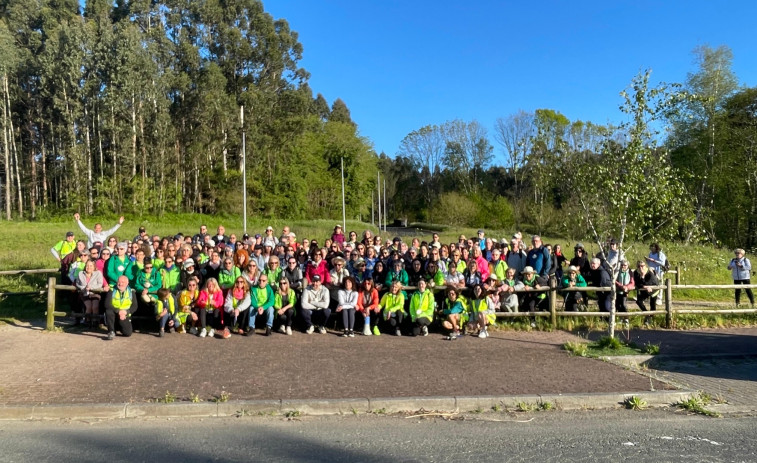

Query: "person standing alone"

xmin=728 ymin=248 xmax=754 ymax=307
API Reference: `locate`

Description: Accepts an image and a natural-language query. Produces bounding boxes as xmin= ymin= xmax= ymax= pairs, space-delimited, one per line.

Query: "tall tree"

xmin=442 ymin=119 xmax=493 ymax=195
xmin=669 ymin=45 xmax=739 ymax=241
xmin=493 ymin=110 xmax=534 ymax=198
xmin=568 ymin=70 xmax=691 ymax=337
xmin=397 ymin=124 xmax=444 ymax=206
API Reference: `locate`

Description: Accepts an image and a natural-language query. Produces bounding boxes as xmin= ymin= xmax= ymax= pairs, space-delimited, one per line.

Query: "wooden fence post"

xmin=675 ymin=265 xmax=680 ymax=285
xmin=549 ymin=276 xmax=557 ymax=328
xmin=665 ymin=278 xmax=672 ymax=329
xmin=46 ymin=277 xmax=57 ymax=331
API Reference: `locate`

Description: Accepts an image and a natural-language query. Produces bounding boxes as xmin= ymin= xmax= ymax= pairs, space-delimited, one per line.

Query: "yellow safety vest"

xmin=112 ymin=289 xmax=133 ymax=310
xmin=156 ymin=296 xmax=176 ymax=316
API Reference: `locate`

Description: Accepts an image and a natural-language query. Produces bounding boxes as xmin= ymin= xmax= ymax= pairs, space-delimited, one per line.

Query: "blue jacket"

xmin=526 ymin=246 xmax=551 ymax=278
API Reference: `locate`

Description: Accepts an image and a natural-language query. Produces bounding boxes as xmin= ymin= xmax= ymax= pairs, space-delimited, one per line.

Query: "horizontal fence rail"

xmin=0 ymin=268 xmax=746 ymax=330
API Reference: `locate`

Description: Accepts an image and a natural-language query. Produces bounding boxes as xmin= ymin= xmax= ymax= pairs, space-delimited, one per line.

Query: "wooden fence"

xmin=36 ymin=275 xmax=757 ymax=331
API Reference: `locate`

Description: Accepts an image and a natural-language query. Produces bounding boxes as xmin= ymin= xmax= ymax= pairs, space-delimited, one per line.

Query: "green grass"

xmin=675 ymin=393 xmax=721 ymax=418
xmin=563 ymin=336 xmax=653 ymax=358
xmin=0 ymin=214 xmax=753 ymax=322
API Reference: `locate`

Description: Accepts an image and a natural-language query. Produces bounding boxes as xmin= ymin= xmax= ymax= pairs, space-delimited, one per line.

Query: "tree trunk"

xmin=2 ymin=73 xmax=11 ymax=220
xmin=175 ymin=139 xmax=180 ymax=213
xmin=222 ymin=125 xmax=228 ymax=177
xmin=131 ymin=93 xmax=137 ymax=179
xmin=193 ymin=159 xmax=199 ymax=212
xmin=96 ymin=109 xmax=104 ymax=179
xmin=6 ymin=75 xmax=22 ymax=218
xmin=139 ymin=99 xmax=146 ymax=180
xmin=85 ymin=105 xmax=93 ymax=214
xmin=41 ymin=123 xmax=48 ymax=208
xmin=110 ymin=105 xmax=121 ymax=212
xmin=64 ymin=85 xmax=79 ymax=211
xmin=138 ymin=99 xmax=146 ymax=212
xmin=28 ymin=122 xmax=37 ymax=219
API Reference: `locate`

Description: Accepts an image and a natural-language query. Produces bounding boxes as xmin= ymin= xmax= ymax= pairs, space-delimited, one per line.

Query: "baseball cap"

xmin=66 ymin=231 xmax=74 ymax=237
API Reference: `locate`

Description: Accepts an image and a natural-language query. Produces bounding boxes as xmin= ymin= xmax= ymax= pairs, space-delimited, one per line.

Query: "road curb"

xmin=0 ymin=390 xmax=696 ymax=421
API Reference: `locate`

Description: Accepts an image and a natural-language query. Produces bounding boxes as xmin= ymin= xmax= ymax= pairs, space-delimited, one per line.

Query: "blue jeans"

xmin=248 ymin=307 xmax=274 ymax=329
xmin=159 ymin=313 xmax=180 ymax=330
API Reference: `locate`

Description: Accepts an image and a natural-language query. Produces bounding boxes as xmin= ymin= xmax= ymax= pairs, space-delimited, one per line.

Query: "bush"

xmin=428 ymin=192 xmax=478 ymax=227
xmin=428 ymin=192 xmax=515 ymax=229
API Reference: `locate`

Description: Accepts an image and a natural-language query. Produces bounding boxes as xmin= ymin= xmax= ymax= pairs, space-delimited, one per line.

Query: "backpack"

xmin=662 ymin=259 xmax=670 ymax=272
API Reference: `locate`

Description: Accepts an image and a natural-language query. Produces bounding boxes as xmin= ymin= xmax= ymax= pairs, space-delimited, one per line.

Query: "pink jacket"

xmin=476 ymin=256 xmax=490 ymax=281
xmin=197 ymin=289 xmax=224 ymax=311
xmin=306 ymin=259 xmax=331 ymax=284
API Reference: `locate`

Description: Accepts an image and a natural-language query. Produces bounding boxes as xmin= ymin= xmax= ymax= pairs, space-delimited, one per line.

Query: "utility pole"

xmin=341 ymin=156 xmax=346 ymax=233
xmin=377 ymin=172 xmax=381 ymax=233
xmin=241 ymin=106 xmax=247 ymax=233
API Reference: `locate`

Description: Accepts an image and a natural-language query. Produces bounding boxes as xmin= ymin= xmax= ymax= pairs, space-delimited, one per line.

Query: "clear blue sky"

xmin=264 ymin=0 xmax=757 ymax=163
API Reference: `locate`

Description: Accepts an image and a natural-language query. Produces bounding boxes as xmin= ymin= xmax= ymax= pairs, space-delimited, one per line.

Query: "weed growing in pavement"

xmin=538 ymin=401 xmax=553 ymax=411
xmin=675 ymin=393 xmax=721 ymax=418
xmin=516 ymin=402 xmax=537 ymax=412
xmin=235 ymin=409 xmax=252 ymax=417
xmin=350 ymin=407 xmax=359 ymax=415
xmin=563 ymin=341 xmax=589 ymax=357
xmin=213 ymin=391 xmax=230 ymax=403
xmin=471 ymin=407 xmax=484 ymax=414
xmin=189 ymin=392 xmax=201 ymax=403
xmin=491 ymin=403 xmax=502 ymax=412
xmin=371 ymin=408 xmax=387 ymax=415
xmin=284 ymin=410 xmax=301 ymax=418
xmin=623 ymin=396 xmax=647 ymax=410
xmin=642 ymin=342 xmax=661 ymax=355
xmin=161 ymin=391 xmax=176 ymax=403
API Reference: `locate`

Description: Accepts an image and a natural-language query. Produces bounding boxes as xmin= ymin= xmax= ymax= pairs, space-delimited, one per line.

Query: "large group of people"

xmin=50 ymin=215 xmax=715 ymax=341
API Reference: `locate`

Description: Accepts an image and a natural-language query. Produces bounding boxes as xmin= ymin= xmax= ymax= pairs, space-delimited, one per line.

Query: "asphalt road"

xmin=0 ymin=409 xmax=755 ymax=462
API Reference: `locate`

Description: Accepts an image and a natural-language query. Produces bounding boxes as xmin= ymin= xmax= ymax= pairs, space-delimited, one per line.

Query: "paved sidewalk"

xmin=0 ymin=322 xmax=668 ymax=406
xmin=605 ymin=327 xmax=757 ymax=412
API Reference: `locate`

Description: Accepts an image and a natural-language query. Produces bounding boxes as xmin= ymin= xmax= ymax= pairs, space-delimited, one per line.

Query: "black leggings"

xmin=615 ymin=293 xmax=627 ymax=312
xmin=734 ymin=279 xmax=754 ymax=305
xmin=412 ymin=317 xmax=431 ymax=336
xmin=198 ymin=308 xmax=221 ymax=329
xmin=277 ymin=308 xmax=294 ymax=328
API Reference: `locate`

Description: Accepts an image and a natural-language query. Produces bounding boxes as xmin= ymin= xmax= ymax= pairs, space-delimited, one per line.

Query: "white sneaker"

xmin=363 ymin=324 xmax=372 ymax=336
xmin=199 ymin=328 xmax=207 ymax=338
xmin=286 ymin=326 xmax=292 ymax=336
xmin=278 ymin=325 xmax=286 ymax=334
xmin=319 ymin=326 xmax=326 ymax=334
xmin=421 ymin=326 xmax=428 ymax=337
xmin=208 ymin=328 xmax=215 ymax=338
xmin=478 ymin=329 xmax=487 ymax=339
xmin=306 ymin=325 xmax=314 ymax=334
xmin=395 ymin=328 xmax=402 ymax=337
